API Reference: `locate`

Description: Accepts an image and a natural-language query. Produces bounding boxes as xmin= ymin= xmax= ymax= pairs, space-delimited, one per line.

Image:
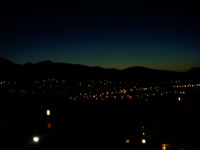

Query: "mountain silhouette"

xmin=0 ymin=58 xmax=199 ymax=81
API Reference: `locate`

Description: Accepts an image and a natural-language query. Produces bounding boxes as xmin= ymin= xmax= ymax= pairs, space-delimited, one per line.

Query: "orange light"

xmin=162 ymin=144 xmax=166 ymax=150
xmin=47 ymin=122 xmax=51 ymax=128
xmin=125 ymin=138 xmax=130 ymax=144
xmin=141 ymin=125 xmax=144 ymax=129
xmin=120 ymin=89 xmax=127 ymax=94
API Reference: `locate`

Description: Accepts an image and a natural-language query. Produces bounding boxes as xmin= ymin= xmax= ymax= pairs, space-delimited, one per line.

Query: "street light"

xmin=142 ymin=139 xmax=146 ymax=144
xmin=33 ymin=136 xmax=40 ymax=143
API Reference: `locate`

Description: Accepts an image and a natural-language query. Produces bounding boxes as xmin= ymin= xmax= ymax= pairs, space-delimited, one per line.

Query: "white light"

xmin=142 ymin=139 xmax=146 ymax=144
xmin=33 ymin=136 xmax=40 ymax=143
xmin=142 ymin=132 xmax=145 ymax=135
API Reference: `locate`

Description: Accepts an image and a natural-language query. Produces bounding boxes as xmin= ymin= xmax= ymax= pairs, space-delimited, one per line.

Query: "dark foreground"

xmin=3 ymin=96 xmax=200 ymax=150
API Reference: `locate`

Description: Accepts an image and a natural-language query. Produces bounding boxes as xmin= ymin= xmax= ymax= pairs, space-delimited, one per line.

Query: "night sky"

xmin=1 ymin=1 xmax=200 ymax=71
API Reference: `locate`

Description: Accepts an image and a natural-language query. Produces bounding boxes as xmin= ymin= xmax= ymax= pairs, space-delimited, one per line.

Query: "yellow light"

xmin=125 ymin=138 xmax=130 ymax=144
xmin=162 ymin=144 xmax=166 ymax=150
xmin=178 ymin=97 xmax=181 ymax=102
xmin=142 ymin=139 xmax=146 ymax=144
xmin=143 ymin=88 xmax=147 ymax=90
xmin=46 ymin=109 xmax=50 ymax=116
xmin=120 ymin=89 xmax=127 ymax=94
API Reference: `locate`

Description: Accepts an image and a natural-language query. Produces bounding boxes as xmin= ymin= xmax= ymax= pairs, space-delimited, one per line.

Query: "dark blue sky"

xmin=1 ymin=1 xmax=200 ymax=71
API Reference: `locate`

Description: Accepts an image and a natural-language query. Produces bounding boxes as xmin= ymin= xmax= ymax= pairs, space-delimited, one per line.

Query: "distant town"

xmin=1 ymin=58 xmax=200 ymax=104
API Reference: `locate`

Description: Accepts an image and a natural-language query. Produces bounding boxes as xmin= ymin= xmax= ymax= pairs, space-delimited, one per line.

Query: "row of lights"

xmin=125 ymin=138 xmax=146 ymax=144
xmin=173 ymin=84 xmax=200 ymax=88
xmin=125 ymin=125 xmax=146 ymax=144
xmin=32 ymin=109 xmax=51 ymax=144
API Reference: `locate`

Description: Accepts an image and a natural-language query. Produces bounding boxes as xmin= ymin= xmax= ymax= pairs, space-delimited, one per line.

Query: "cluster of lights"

xmin=141 ymin=125 xmax=146 ymax=144
xmin=125 ymin=125 xmax=147 ymax=145
xmin=173 ymin=83 xmax=200 ymax=88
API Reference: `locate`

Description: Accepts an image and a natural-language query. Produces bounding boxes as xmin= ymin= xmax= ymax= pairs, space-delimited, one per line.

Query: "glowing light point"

xmin=142 ymin=139 xmax=146 ymax=144
xmin=47 ymin=122 xmax=51 ymax=129
xmin=46 ymin=109 xmax=50 ymax=116
xmin=33 ymin=136 xmax=40 ymax=143
xmin=125 ymin=138 xmax=130 ymax=144
xmin=162 ymin=144 xmax=167 ymax=150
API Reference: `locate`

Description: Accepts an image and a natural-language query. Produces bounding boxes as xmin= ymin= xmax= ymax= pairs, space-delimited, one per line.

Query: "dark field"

xmin=3 ymin=96 xmax=200 ymax=150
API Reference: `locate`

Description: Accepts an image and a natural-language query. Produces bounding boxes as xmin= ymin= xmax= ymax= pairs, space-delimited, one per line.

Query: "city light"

xmin=47 ymin=122 xmax=51 ymax=128
xmin=33 ymin=136 xmax=40 ymax=143
xmin=162 ymin=144 xmax=170 ymax=150
xmin=46 ymin=109 xmax=50 ymax=116
xmin=142 ymin=139 xmax=146 ymax=144
xmin=162 ymin=144 xmax=167 ymax=150
xmin=125 ymin=138 xmax=130 ymax=144
xmin=178 ymin=97 xmax=181 ymax=102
